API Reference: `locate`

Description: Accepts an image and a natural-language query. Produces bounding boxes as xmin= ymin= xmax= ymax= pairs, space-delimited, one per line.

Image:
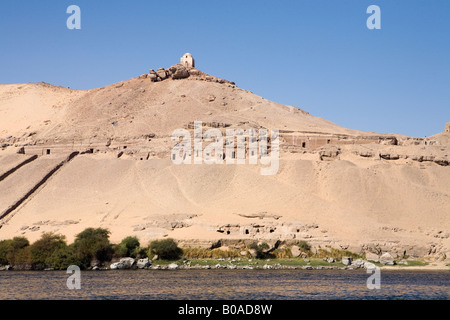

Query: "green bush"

xmin=0 ymin=240 xmax=13 ymax=265
xmin=297 ymin=240 xmax=311 ymax=252
xmin=0 ymin=237 xmax=30 ymax=265
xmin=47 ymin=245 xmax=82 ymax=270
xmin=6 ymin=237 xmax=30 ymax=265
xmin=148 ymin=238 xmax=182 ymax=260
xmin=115 ymin=236 xmax=141 ymax=258
xmin=30 ymin=233 xmax=67 ymax=269
xmin=249 ymin=242 xmax=272 ymax=259
xmin=72 ymin=228 xmax=113 ymax=268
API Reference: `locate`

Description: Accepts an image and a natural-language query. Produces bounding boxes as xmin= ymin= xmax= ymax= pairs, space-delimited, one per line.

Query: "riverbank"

xmin=1 ymin=230 xmax=448 ymax=272
xmin=144 ymin=258 xmax=449 ymax=271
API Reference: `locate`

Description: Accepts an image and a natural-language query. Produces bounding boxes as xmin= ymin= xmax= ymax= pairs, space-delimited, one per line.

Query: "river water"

xmin=0 ymin=269 xmax=448 ymax=300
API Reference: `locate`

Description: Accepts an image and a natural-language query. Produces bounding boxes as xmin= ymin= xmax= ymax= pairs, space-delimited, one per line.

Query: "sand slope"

xmin=0 ymin=75 xmax=449 ymax=260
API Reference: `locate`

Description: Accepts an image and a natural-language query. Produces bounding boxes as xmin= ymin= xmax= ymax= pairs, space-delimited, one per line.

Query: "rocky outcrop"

xmin=149 ymin=64 xmax=190 ymax=82
xmin=136 ymin=258 xmax=151 ymax=269
xmin=379 ymin=252 xmax=396 ymax=265
xmin=148 ymin=64 xmax=235 ymax=85
xmin=170 ymin=64 xmax=190 ymax=80
xmin=110 ymin=257 xmax=136 ymax=270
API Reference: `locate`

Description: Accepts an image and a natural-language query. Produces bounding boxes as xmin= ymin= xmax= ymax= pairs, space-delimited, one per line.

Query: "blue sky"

xmin=1 ymin=0 xmax=449 ymax=137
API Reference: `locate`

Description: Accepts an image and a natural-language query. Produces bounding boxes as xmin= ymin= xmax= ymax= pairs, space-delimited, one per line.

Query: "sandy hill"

xmin=0 ymin=65 xmax=449 ymax=261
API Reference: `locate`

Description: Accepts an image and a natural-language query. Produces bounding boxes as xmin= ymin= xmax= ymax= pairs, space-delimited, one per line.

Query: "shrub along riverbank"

xmin=0 ymin=228 xmax=428 ymax=270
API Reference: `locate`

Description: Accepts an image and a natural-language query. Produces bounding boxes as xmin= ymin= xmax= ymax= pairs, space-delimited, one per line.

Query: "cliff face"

xmin=0 ymin=73 xmax=449 ymax=260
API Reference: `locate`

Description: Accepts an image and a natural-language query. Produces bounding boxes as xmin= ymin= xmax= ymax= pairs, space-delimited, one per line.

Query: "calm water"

xmin=0 ymin=270 xmax=448 ymax=300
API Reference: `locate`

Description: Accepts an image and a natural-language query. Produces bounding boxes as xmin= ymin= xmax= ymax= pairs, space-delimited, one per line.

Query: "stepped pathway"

xmin=0 ymin=152 xmax=78 ymax=223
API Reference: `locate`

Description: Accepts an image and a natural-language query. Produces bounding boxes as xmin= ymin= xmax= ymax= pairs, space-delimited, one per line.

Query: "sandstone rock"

xmin=156 ymin=69 xmax=167 ymax=80
xmin=137 ymin=258 xmax=151 ymax=269
xmin=342 ymin=256 xmax=352 ymax=266
xmin=326 ymin=257 xmax=335 ymax=263
xmin=290 ymin=245 xmax=301 ymax=257
xmin=365 ymin=252 xmax=380 ymax=262
xmin=149 ymin=73 xmax=158 ymax=82
xmin=189 ymin=68 xmax=201 ymax=76
xmin=248 ymin=249 xmax=258 ymax=258
xmin=171 ymin=64 xmax=190 ymax=79
xmin=380 ymin=252 xmax=396 ymax=265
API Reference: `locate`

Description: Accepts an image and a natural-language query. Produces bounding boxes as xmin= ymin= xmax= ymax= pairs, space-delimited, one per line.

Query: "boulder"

xmin=351 ymin=259 xmax=365 ymax=268
xmin=137 ymin=258 xmax=151 ymax=269
xmin=240 ymin=251 xmax=247 ymax=256
xmin=364 ymin=261 xmax=377 ymax=270
xmin=342 ymin=256 xmax=352 ymax=266
xmin=168 ymin=263 xmax=179 ymax=270
xmin=189 ymin=68 xmax=201 ymax=76
xmin=110 ymin=257 xmax=135 ymax=270
xmin=326 ymin=257 xmax=335 ymax=263
xmin=290 ymin=245 xmax=301 ymax=258
xmin=365 ymin=252 xmax=380 ymax=262
xmin=149 ymin=73 xmax=158 ymax=82
xmin=248 ymin=249 xmax=258 ymax=258
xmin=380 ymin=253 xmax=396 ymax=265
xmin=156 ymin=68 xmax=167 ymax=80
xmin=170 ymin=64 xmax=190 ymax=79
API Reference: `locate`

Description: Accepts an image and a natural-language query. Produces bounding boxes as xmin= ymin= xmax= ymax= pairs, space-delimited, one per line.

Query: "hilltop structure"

xmin=180 ymin=53 xmax=195 ymax=69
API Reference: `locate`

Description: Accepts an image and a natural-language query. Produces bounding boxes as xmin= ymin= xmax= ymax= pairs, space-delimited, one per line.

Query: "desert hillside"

xmin=0 ymin=62 xmax=449 ymax=261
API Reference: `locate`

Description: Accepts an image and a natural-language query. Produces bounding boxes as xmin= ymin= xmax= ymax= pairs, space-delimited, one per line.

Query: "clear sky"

xmin=1 ymin=0 xmax=449 ymax=137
